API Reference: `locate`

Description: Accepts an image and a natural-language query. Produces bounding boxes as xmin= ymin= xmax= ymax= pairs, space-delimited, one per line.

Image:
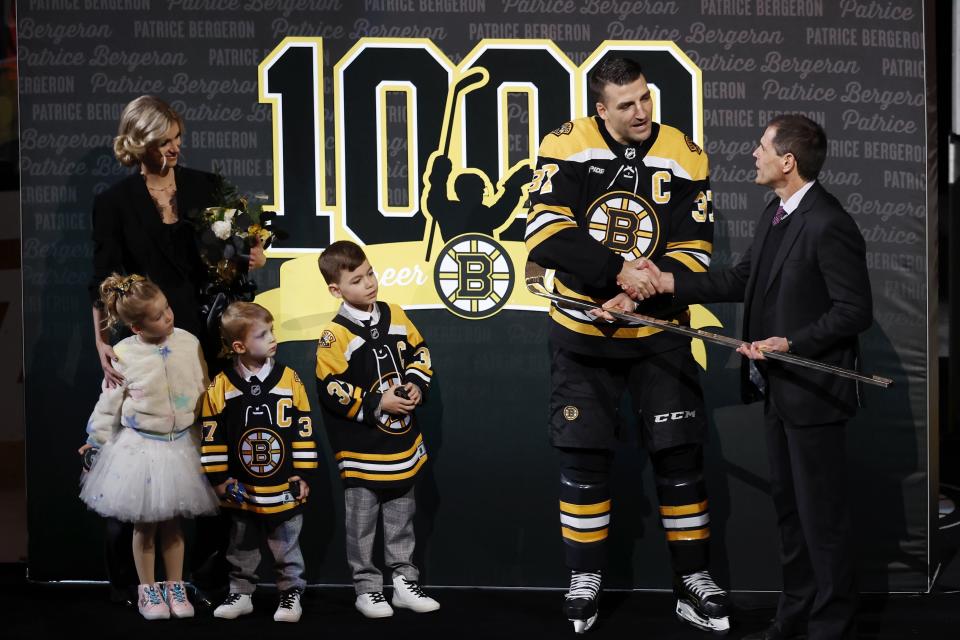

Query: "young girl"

xmin=80 ymin=273 xmax=219 ymax=620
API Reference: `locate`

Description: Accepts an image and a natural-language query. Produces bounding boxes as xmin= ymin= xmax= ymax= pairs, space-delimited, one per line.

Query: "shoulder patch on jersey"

xmin=551 ymin=121 xmax=573 ymax=137
xmin=684 ymin=135 xmax=702 ymax=155
xmin=319 ymin=329 xmax=337 ymax=349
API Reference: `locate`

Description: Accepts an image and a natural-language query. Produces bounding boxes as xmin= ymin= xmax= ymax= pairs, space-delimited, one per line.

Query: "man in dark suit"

xmin=607 ymin=114 xmax=872 ymax=639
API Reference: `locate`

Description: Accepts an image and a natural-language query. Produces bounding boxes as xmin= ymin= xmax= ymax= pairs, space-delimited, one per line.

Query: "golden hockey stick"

xmin=524 ymin=266 xmax=892 ymax=388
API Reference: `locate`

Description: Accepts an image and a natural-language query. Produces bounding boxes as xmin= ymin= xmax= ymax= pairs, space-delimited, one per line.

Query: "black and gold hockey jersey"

xmin=200 ymin=362 xmax=318 ymax=522
xmin=525 ymin=116 xmax=714 ymax=358
xmin=315 ymin=301 xmax=432 ymax=490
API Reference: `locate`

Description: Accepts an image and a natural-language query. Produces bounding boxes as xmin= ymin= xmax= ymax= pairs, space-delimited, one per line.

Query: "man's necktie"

xmin=772 ymin=205 xmax=787 ymax=226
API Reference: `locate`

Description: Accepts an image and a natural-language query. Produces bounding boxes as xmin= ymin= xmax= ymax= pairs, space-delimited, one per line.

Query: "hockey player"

xmin=316 ymin=240 xmax=440 ymax=619
xmin=201 ymin=302 xmax=318 ymax=623
xmin=525 ymin=57 xmax=730 ymax=633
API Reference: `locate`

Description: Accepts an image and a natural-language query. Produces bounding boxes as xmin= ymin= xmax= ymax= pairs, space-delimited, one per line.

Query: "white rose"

xmin=223 ymin=208 xmax=237 ymax=222
xmin=212 ymin=220 xmax=232 ymax=240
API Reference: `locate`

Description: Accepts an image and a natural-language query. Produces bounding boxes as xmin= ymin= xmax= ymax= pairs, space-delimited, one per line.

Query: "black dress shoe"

xmin=741 ymin=624 xmax=807 ymax=640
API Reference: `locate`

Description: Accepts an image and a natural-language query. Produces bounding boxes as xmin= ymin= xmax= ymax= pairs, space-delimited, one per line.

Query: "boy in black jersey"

xmin=201 ymin=302 xmax=318 ymax=623
xmin=316 ymin=241 xmax=439 ymax=619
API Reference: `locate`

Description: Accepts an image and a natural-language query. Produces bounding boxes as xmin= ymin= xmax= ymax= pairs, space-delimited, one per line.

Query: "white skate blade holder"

xmin=571 ymin=612 xmax=598 ymax=634
xmin=676 ymin=600 xmax=730 ymax=634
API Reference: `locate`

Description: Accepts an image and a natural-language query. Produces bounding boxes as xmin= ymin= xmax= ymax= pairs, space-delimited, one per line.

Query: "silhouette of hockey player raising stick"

xmin=422 ymin=67 xmax=532 ymax=260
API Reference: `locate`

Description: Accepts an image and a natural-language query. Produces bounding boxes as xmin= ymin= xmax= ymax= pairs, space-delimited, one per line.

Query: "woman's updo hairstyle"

xmin=112 ymin=95 xmax=184 ymax=167
xmin=98 ymin=273 xmax=164 ymax=331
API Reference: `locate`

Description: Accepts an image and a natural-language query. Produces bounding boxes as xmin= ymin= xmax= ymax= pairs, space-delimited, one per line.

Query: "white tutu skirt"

xmin=80 ymin=427 xmax=220 ymax=523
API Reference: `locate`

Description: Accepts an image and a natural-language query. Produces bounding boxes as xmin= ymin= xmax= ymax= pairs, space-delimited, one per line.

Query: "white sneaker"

xmin=213 ymin=593 xmax=253 ymax=619
xmin=355 ymin=591 xmax=393 ymax=618
xmin=391 ymin=575 xmax=440 ymax=613
xmin=273 ymin=587 xmax=303 ymax=623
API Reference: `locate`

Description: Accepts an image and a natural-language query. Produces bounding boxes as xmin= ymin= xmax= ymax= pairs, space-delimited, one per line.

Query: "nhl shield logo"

xmin=624 ymin=147 xmax=636 ymax=160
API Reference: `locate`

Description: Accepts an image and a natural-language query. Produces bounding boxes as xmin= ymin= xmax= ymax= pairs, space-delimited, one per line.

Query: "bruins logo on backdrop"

xmin=586 ymin=191 xmax=661 ymax=259
xmin=239 ymin=428 xmax=284 ymax=478
xmin=434 ymin=233 xmax=515 ymax=319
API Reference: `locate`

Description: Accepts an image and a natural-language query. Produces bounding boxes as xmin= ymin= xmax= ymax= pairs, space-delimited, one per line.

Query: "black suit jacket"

xmin=673 ymin=182 xmax=873 ymax=425
xmin=89 ymin=166 xmax=222 ymax=338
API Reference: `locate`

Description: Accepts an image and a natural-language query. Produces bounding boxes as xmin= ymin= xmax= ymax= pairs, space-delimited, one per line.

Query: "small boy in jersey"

xmin=316 ymin=241 xmax=440 ymax=618
xmin=201 ymin=302 xmax=319 ymax=623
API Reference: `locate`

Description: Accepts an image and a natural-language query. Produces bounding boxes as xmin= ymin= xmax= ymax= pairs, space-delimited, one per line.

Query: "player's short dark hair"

xmin=318 ymin=240 xmax=368 ymax=284
xmin=767 ymin=114 xmax=828 ymax=181
xmin=589 ymin=57 xmax=645 ymax=105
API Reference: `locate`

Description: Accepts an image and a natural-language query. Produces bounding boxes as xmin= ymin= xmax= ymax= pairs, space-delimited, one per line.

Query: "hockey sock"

xmin=558 ymin=448 xmax=612 ymax=571
xmin=652 ymin=444 xmax=710 ymax=575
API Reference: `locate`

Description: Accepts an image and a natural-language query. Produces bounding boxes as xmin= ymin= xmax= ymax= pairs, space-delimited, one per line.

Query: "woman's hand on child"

xmin=380 ymin=385 xmax=417 ymax=416
xmin=96 ymin=341 xmax=124 ymax=388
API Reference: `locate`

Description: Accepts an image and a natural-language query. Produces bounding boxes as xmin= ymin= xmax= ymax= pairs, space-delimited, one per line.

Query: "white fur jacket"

xmin=85 ymin=328 xmax=208 ymax=446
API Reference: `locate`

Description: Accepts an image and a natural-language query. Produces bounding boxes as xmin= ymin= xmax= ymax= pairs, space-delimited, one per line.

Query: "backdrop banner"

xmin=19 ymin=0 xmax=930 ymax=591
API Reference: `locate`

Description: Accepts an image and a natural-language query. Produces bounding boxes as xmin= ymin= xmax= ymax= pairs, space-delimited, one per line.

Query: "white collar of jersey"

xmin=235 ymin=357 xmax=274 ymax=382
xmin=341 ymin=301 xmax=380 ymax=326
xmin=779 ymin=180 xmax=816 ymax=216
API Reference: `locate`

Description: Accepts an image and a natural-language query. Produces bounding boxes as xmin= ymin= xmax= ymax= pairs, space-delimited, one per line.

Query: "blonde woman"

xmin=90 ymin=95 xmax=265 ymax=386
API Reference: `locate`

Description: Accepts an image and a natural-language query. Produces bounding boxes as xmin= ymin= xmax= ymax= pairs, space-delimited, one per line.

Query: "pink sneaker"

xmin=137 ymin=583 xmax=170 ymax=620
xmin=164 ymin=581 xmax=195 ymax=618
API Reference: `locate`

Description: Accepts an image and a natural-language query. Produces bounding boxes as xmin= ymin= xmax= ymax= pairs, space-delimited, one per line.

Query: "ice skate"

xmin=674 ymin=570 xmax=730 ymax=634
xmin=564 ymin=570 xmax=601 ymax=633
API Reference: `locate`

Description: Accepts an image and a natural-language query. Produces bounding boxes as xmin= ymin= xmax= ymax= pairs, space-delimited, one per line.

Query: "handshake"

xmin=589 ymin=258 xmax=675 ymax=322
xmin=616 ymin=258 xmax=675 ymax=300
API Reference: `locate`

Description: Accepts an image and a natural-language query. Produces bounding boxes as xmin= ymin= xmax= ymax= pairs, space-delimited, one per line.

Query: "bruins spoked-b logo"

xmin=239 ymin=428 xmax=284 ymax=478
xmin=587 ymin=191 xmax=661 ymax=259
xmin=434 ymin=233 xmax=515 ymax=319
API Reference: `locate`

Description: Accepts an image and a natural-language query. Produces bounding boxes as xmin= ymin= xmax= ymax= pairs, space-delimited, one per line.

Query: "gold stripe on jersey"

xmin=341 ymin=455 xmax=428 ymax=482
xmin=292 ymin=439 xmax=319 ymax=470
xmin=315 ymin=322 xmax=358 ymax=378
xmin=646 ymin=125 xmax=709 ymax=181
xmin=202 ymin=375 xmax=240 ymax=417
xmin=336 ymin=434 xmax=427 ymax=482
xmin=345 ymin=385 xmax=363 ymax=419
xmin=663 ymin=251 xmax=708 ymax=273
xmin=538 ymin=118 xmax=609 ymax=162
xmin=201 ymin=445 xmax=228 ymax=453
xmin=246 ymin=482 xmax=290 ymax=493
xmin=666 ymin=240 xmax=712 ymax=252
xmin=335 ymin=434 xmax=424 ymax=462
xmin=549 ymin=280 xmax=695 ymax=339
xmin=204 ymin=464 xmax=229 ymax=473
xmin=525 ymin=203 xmax=578 ymax=251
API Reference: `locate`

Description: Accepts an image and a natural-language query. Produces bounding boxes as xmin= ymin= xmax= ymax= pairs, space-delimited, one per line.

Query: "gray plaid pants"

xmin=226 ymin=513 xmax=306 ymax=594
xmin=344 ymin=485 xmax=418 ymax=594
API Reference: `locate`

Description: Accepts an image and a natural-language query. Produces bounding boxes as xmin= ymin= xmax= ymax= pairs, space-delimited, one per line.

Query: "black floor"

xmin=3 ymin=566 xmax=959 ymax=640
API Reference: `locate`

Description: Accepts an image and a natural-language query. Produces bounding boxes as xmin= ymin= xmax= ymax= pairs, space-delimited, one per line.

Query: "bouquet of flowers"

xmin=185 ymin=179 xmax=287 ymax=342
